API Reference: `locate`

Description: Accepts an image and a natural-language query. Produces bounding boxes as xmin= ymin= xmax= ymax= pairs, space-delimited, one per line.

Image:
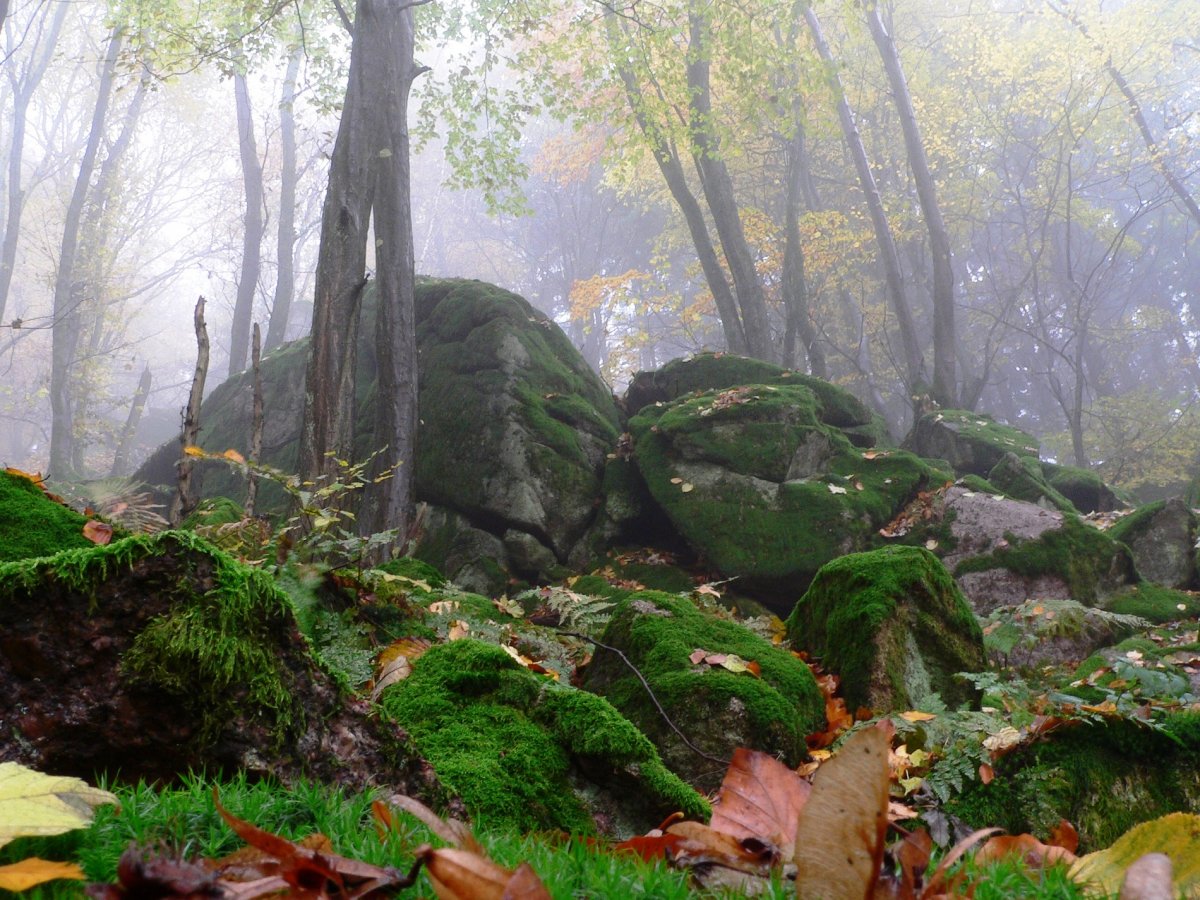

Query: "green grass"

xmin=0 ymin=775 xmax=1100 ymax=899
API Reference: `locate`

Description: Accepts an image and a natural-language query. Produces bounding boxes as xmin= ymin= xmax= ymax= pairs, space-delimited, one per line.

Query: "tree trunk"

xmin=782 ymin=118 xmax=826 ymax=377
xmin=229 ymin=68 xmax=266 ymax=375
xmin=0 ymin=0 xmax=68 ymax=323
xmin=110 ymin=365 xmax=152 ymax=477
xmin=864 ymin=0 xmax=956 ymax=406
xmin=803 ymin=5 xmax=925 ymax=394
xmin=606 ymin=10 xmax=748 ymax=357
xmin=246 ymin=323 xmax=263 ymax=516
xmin=264 ymin=45 xmax=302 ymax=353
xmin=365 ymin=0 xmax=420 ymax=540
xmin=299 ymin=11 xmax=376 ymax=489
xmin=48 ymin=27 xmax=123 ymax=479
xmin=685 ymin=5 xmax=773 ymax=361
xmin=171 ymin=296 xmax=209 ymax=526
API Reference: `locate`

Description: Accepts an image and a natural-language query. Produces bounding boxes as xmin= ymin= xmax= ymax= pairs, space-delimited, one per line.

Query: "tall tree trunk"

xmin=229 ymin=68 xmax=266 ymax=375
xmin=685 ymin=5 xmax=773 ymax=361
xmin=110 ymin=365 xmax=151 ymax=477
xmin=48 ymin=27 xmax=123 ymax=479
xmin=366 ymin=0 xmax=420 ymax=540
xmin=864 ymin=0 xmax=956 ymax=406
xmin=606 ymin=11 xmax=747 ymax=357
xmin=299 ymin=18 xmax=376 ymax=489
xmin=782 ymin=118 xmax=826 ymax=376
xmin=264 ymin=45 xmax=302 ymax=352
xmin=803 ymin=4 xmax=925 ymax=394
xmin=172 ymin=296 xmax=208 ymax=526
xmin=0 ymin=0 xmax=68 ymax=323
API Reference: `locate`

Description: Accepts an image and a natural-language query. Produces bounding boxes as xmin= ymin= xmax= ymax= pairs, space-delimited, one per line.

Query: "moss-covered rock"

xmin=1101 ymin=582 xmax=1200 ymax=623
xmin=179 ymin=496 xmax=246 ymax=531
xmin=380 ymin=639 xmax=706 ymax=835
xmin=979 ymin=598 xmax=1146 ymax=669
xmin=1108 ymin=499 xmax=1198 ymax=590
xmin=903 ymin=410 xmax=1039 ymax=478
xmin=0 ymin=470 xmax=93 ymax=562
xmin=948 ymin=718 xmax=1200 ymax=851
xmin=0 ymin=531 xmax=434 ymax=799
xmin=1043 ymin=463 xmax=1123 ymax=514
xmin=629 ymin=384 xmax=946 ymax=605
xmin=987 ymin=452 xmax=1077 ymax=514
xmin=135 ymin=279 xmax=621 ymax=585
xmin=580 ymin=591 xmax=825 ymax=790
xmin=786 ymin=547 xmax=985 ymax=713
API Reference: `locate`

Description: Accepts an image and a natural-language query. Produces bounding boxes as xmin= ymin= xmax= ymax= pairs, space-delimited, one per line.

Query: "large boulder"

xmin=903 ymin=410 xmax=1039 ymax=477
xmin=136 ymin=279 xmax=621 ymax=585
xmin=785 ymin=546 xmax=985 ymax=713
xmin=0 ymin=531 xmax=434 ymax=797
xmin=580 ymin=591 xmax=825 ymax=790
xmin=1108 ymin=498 xmax=1199 ymax=590
xmin=628 ymin=381 xmax=947 ymax=606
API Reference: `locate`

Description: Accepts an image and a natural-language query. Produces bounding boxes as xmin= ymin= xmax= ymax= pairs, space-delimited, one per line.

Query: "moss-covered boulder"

xmin=1043 ymin=463 xmax=1123 ymax=514
xmin=629 ymin=383 xmax=946 ymax=605
xmin=0 ymin=470 xmax=94 ymax=561
xmin=1108 ymin=499 xmax=1198 ymax=590
xmin=903 ymin=410 xmax=1040 ymax=478
xmin=979 ymin=598 xmax=1146 ymax=669
xmin=579 ymin=591 xmax=825 ymax=790
xmin=933 ymin=486 xmax=1136 ymax=614
xmin=380 ymin=639 xmax=706 ymax=835
xmin=785 ymin=547 xmax=985 ymax=713
xmin=0 ymin=531 xmax=434 ymax=798
xmin=948 ymin=716 xmax=1200 ymax=851
xmin=625 ymin=352 xmax=890 ymax=447
xmin=136 ymin=279 xmax=621 ymax=585
xmin=987 ymin=452 xmax=1077 ymax=513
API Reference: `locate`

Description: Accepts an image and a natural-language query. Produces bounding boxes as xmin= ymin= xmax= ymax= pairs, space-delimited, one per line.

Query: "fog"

xmin=1 ymin=0 xmax=1198 ymax=499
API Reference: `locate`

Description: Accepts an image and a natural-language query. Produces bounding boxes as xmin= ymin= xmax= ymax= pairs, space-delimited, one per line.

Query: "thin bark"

xmin=0 ymin=0 xmax=68 ymax=322
xmin=803 ymin=4 xmax=924 ymax=393
xmin=48 ymin=27 xmax=123 ymax=479
xmin=685 ymin=5 xmax=773 ymax=361
xmin=264 ymin=45 xmax=302 ymax=352
xmin=171 ymin=296 xmax=209 ymax=526
xmin=366 ymin=0 xmax=420 ymax=539
xmin=246 ymin=323 xmax=263 ymax=516
xmin=110 ymin=365 xmax=152 ymax=477
xmin=606 ymin=11 xmax=747 ymax=357
xmin=864 ymin=0 xmax=956 ymax=405
xmin=229 ymin=68 xmax=266 ymax=375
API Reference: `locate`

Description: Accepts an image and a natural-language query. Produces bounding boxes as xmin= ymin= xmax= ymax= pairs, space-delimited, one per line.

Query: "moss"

xmin=987 ymin=454 xmax=1077 ymax=513
xmin=582 ymin=591 xmax=824 ymax=786
xmin=380 ymin=639 xmax=705 ymax=833
xmin=1107 ymin=501 xmax=1166 ymax=546
xmin=953 ymin=514 xmax=1130 ymax=604
xmin=0 ymin=470 xmax=94 ymax=562
xmin=1102 ymin=582 xmax=1200 ymax=622
xmin=180 ymin=496 xmax=246 ymax=530
xmin=1043 ymin=463 xmax=1122 ymax=513
xmin=927 ymin=410 xmax=1040 ymax=460
xmin=948 ymin=719 xmax=1200 ymax=850
xmin=376 ymin=556 xmax=447 ymax=589
xmin=786 ymin=546 xmax=984 ymax=712
xmin=0 ymin=531 xmax=304 ymax=745
xmin=958 ymin=474 xmax=1002 ymax=495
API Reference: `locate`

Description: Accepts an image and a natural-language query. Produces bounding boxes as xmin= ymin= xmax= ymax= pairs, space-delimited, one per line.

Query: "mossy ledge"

xmin=0 ymin=530 xmax=303 ymax=748
xmin=0 ymin=469 xmax=95 ymax=562
xmin=380 ymin=639 xmax=706 ymax=835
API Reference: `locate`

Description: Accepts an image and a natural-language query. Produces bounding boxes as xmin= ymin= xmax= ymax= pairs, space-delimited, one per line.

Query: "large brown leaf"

xmin=709 ymin=747 xmax=811 ymax=864
xmin=793 ymin=724 xmax=891 ymax=899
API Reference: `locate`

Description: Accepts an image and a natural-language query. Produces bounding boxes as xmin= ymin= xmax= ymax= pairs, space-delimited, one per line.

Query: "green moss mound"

xmin=948 ymin=718 xmax=1200 ymax=850
xmin=1107 ymin=501 xmax=1166 ymax=547
xmin=905 ymin=410 xmax=1039 ymax=478
xmin=581 ymin=591 xmax=824 ymax=789
xmin=0 ymin=471 xmax=93 ymax=561
xmin=1043 ymin=463 xmax=1122 ymax=514
xmin=1102 ymin=582 xmax=1200 ymax=622
xmin=376 ymin=556 xmax=447 ymax=589
xmin=987 ymin=453 xmax=1077 ymax=514
xmin=380 ymin=639 xmax=705 ymax=833
xmin=786 ymin=546 xmax=985 ymax=712
xmin=180 ymin=496 xmax=247 ymax=530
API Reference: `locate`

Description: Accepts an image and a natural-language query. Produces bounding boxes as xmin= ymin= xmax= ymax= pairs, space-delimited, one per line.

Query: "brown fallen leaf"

xmin=83 ymin=520 xmax=114 ymax=545
xmin=975 ymin=832 xmax=1077 ymax=869
xmin=709 ymin=748 xmax=810 ymax=864
xmin=419 ymin=846 xmax=551 ymax=900
xmin=793 ymin=724 xmax=891 ymax=899
xmin=665 ymin=820 xmax=780 ymax=875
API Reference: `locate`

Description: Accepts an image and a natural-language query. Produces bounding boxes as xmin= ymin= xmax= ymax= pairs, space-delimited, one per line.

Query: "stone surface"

xmin=903 ymin=410 xmax=1040 ymax=477
xmin=1109 ymin=498 xmax=1198 ymax=590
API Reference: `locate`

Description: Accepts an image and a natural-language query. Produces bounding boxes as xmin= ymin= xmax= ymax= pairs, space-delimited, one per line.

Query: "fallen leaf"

xmin=979 ymin=763 xmax=995 ymax=785
xmin=428 ymin=600 xmax=459 ymax=615
xmin=666 ymin=820 xmax=780 ymax=875
xmin=1070 ymin=813 xmax=1200 ymax=896
xmin=448 ymin=620 xmax=470 ymax=641
xmin=681 ymin=483 xmax=695 ymax=493
xmin=793 ymin=724 xmax=891 ymax=898
xmin=0 ymin=763 xmax=117 ymax=849
xmin=1050 ymin=819 xmax=1080 ymax=854
xmin=222 ymin=449 xmax=246 ymax=463
xmin=827 ymin=484 xmax=848 ymax=494
xmin=0 ymin=858 xmax=85 ymax=892
xmin=709 ymin=748 xmax=811 ymax=864
xmin=976 ymin=832 xmax=1077 ymax=868
xmin=899 ymin=710 xmax=937 ymax=723
xmin=82 ymin=520 xmax=114 ymax=545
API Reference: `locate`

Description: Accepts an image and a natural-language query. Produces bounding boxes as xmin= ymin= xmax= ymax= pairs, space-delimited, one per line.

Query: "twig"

xmin=561 ymin=631 xmax=728 ymax=766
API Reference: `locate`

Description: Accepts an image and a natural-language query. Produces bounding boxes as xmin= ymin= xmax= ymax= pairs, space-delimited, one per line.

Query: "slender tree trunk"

xmin=606 ymin=10 xmax=747 ymax=357
xmin=864 ymin=0 xmax=956 ymax=406
xmin=0 ymin=0 xmax=68 ymax=322
xmin=246 ymin=323 xmax=263 ymax=516
xmin=803 ymin=5 xmax=925 ymax=394
xmin=110 ymin=365 xmax=151 ymax=477
xmin=783 ymin=118 xmax=826 ymax=376
xmin=299 ymin=14 xmax=376 ymax=489
xmin=49 ymin=28 xmax=123 ymax=479
xmin=685 ymin=5 xmax=773 ymax=361
xmin=172 ymin=297 xmax=209 ymax=526
xmin=229 ymin=68 xmax=266 ymax=375
xmin=366 ymin=0 xmax=420 ymax=540
xmin=264 ymin=45 xmax=302 ymax=352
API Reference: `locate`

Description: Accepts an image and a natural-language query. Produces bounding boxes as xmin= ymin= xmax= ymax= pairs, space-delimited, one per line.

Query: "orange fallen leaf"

xmin=0 ymin=858 xmax=84 ymax=892
xmin=82 ymin=520 xmax=114 ymax=545
xmin=979 ymin=763 xmax=995 ymax=784
xmin=709 ymin=748 xmax=811 ymax=864
xmin=975 ymin=832 xmax=1078 ymax=869
xmin=222 ymin=449 xmax=246 ymax=463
